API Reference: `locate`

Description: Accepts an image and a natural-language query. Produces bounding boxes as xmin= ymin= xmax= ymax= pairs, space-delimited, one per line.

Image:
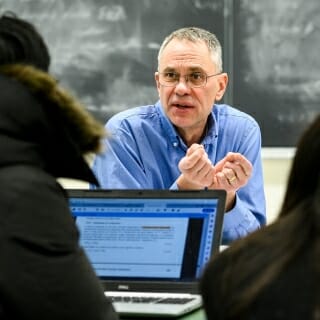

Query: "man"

xmin=92 ymin=27 xmax=266 ymax=244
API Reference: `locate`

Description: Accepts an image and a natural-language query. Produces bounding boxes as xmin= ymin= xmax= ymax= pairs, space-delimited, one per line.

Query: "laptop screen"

xmin=68 ymin=189 xmax=225 ymax=292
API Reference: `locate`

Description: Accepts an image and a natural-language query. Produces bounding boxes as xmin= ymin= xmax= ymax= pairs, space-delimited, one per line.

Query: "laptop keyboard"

xmin=108 ymin=295 xmax=195 ymax=305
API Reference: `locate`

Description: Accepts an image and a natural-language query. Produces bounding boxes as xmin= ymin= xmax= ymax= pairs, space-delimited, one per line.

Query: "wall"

xmin=262 ymin=158 xmax=292 ymax=223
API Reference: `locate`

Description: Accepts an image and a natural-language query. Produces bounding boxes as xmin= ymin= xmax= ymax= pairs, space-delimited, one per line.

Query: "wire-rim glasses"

xmin=158 ymin=71 xmax=222 ymax=88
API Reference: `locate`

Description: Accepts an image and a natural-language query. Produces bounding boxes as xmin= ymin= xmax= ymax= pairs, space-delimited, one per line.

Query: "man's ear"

xmin=215 ymin=73 xmax=228 ymax=101
xmin=154 ymin=72 xmax=161 ymax=92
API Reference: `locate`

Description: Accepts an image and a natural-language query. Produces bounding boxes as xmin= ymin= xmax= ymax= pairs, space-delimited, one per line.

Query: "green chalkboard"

xmin=2 ymin=0 xmax=318 ymax=147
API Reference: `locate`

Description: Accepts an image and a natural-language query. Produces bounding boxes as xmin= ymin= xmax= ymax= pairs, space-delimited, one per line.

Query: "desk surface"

xmin=180 ymin=309 xmax=205 ymax=320
xmin=121 ymin=308 xmax=206 ymax=320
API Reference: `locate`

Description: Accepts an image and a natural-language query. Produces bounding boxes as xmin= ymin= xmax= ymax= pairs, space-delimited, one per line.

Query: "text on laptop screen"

xmin=70 ymin=197 xmax=219 ymax=281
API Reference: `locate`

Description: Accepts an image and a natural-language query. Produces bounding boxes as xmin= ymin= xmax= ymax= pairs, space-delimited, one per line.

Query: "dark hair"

xmin=0 ymin=12 xmax=50 ymax=71
xmin=208 ymin=114 xmax=320 ymax=318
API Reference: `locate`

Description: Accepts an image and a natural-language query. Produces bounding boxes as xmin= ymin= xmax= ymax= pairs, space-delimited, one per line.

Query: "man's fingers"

xmin=179 ymin=145 xmax=206 ymax=170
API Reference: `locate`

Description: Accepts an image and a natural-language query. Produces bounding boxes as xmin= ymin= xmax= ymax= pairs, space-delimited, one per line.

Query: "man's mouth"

xmin=173 ymin=103 xmax=192 ymax=109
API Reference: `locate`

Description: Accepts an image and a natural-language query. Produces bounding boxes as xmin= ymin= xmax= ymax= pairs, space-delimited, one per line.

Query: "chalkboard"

xmin=0 ymin=0 xmax=224 ymax=123
xmin=1 ymin=0 xmax=318 ymax=147
xmin=232 ymin=0 xmax=320 ymax=147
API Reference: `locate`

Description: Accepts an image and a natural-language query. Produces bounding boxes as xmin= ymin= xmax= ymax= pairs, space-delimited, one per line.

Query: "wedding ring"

xmin=228 ymin=176 xmax=237 ymax=183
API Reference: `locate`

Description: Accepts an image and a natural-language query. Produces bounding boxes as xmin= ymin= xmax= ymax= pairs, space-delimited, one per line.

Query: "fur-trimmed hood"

xmin=0 ymin=64 xmax=106 ymax=185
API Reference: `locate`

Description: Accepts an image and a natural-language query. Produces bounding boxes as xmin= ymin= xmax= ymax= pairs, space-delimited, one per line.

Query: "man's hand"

xmin=208 ymin=152 xmax=252 ymax=211
xmin=209 ymin=152 xmax=252 ymax=189
xmin=177 ymin=147 xmax=253 ymax=212
xmin=177 ymin=144 xmax=215 ymax=189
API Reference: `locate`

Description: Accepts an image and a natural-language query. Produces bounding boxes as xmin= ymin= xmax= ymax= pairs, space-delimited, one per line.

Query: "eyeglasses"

xmin=158 ymin=71 xmax=222 ymax=88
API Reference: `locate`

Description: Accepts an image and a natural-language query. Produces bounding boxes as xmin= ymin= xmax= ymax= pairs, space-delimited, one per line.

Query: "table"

xmin=179 ymin=309 xmax=206 ymax=320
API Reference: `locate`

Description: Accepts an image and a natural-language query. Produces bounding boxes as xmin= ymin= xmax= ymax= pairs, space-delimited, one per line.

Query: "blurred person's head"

xmin=201 ymin=114 xmax=320 ymax=319
xmin=0 ymin=11 xmax=50 ymax=71
xmin=0 ymin=13 xmax=105 ymax=185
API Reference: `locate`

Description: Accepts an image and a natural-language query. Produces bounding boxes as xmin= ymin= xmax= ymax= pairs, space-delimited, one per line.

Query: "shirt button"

xmin=173 ymin=142 xmax=178 ymax=147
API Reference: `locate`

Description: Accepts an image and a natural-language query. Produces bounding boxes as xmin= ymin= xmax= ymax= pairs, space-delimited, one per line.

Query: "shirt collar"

xmin=155 ymin=101 xmax=218 ymax=148
xmin=156 ymin=101 xmax=181 ymax=148
xmin=202 ymin=111 xmax=218 ymax=146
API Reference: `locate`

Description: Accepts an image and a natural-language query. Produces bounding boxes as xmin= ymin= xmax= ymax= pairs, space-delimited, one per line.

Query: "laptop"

xmin=68 ymin=189 xmax=226 ymax=318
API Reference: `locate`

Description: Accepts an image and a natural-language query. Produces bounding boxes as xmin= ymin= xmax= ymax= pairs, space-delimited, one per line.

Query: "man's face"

xmin=155 ymin=39 xmax=228 ymax=138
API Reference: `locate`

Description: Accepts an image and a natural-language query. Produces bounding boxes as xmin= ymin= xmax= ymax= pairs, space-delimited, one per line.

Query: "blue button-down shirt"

xmin=92 ymin=101 xmax=266 ymax=244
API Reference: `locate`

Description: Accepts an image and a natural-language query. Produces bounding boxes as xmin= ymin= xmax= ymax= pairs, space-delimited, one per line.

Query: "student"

xmin=200 ymin=114 xmax=320 ymax=319
xmin=0 ymin=13 xmax=118 ymax=320
xmin=92 ymin=27 xmax=266 ymax=244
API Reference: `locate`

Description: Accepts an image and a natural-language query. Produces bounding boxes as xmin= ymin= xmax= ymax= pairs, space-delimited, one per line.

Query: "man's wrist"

xmin=176 ymin=174 xmax=202 ymax=190
xmin=225 ymin=191 xmax=236 ymax=212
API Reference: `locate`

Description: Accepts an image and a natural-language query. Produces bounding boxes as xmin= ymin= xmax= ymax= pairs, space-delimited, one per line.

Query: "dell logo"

xmin=118 ymin=285 xmax=129 ymax=290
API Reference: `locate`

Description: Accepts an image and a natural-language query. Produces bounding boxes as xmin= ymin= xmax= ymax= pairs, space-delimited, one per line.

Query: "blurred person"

xmin=0 ymin=12 xmax=117 ymax=320
xmin=201 ymin=114 xmax=320 ymax=319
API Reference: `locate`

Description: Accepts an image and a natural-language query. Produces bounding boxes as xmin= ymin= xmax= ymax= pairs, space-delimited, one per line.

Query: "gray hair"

xmin=157 ymin=27 xmax=223 ymax=72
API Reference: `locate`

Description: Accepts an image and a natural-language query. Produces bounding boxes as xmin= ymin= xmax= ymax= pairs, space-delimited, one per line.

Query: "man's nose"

xmin=174 ymin=76 xmax=191 ymax=94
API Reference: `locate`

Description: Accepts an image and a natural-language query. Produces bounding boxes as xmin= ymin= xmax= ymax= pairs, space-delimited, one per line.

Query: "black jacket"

xmin=0 ymin=65 xmax=117 ymax=320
